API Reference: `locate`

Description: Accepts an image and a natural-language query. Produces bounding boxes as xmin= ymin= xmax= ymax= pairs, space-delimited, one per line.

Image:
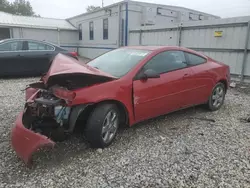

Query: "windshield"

xmin=88 ymin=48 xmax=150 ymax=77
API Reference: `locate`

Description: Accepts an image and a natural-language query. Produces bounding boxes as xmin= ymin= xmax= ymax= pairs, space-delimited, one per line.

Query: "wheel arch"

xmin=93 ymin=99 xmax=130 ymax=126
xmin=218 ymin=79 xmax=228 ymax=92
xmin=72 ymin=99 xmax=130 ymax=132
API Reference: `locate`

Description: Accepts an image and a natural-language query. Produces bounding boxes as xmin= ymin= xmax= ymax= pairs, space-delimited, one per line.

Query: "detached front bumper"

xmin=11 ymin=112 xmax=55 ymax=165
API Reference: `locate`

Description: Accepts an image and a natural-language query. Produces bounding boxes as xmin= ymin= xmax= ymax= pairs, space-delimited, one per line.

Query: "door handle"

xmin=183 ymin=73 xmax=190 ymax=78
xmin=16 ymin=54 xmax=24 ymax=57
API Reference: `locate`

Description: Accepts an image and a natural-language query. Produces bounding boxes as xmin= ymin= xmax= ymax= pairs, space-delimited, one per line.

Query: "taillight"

xmin=70 ymin=51 xmax=78 ymax=57
xmin=52 ymin=87 xmax=76 ymax=101
xmin=227 ymin=66 xmax=231 ymax=83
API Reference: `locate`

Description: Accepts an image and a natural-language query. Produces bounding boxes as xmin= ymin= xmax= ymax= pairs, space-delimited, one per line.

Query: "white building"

xmin=67 ymin=0 xmax=219 ymax=59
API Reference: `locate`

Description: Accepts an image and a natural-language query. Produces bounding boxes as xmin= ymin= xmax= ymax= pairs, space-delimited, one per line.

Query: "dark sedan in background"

xmin=0 ymin=39 xmax=78 ymax=77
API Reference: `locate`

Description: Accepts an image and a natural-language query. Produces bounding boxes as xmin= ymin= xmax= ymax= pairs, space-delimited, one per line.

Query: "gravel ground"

xmin=0 ymin=78 xmax=250 ymax=188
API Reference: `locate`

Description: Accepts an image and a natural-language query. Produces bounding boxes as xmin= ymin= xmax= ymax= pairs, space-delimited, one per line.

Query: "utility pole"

xmin=102 ymin=0 xmax=104 ymax=7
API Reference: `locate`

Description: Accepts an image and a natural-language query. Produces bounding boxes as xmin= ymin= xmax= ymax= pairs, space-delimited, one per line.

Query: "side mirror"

xmin=138 ymin=69 xmax=160 ymax=80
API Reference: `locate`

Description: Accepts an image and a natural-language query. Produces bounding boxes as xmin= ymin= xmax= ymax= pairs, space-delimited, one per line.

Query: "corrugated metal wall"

xmin=21 ymin=28 xmax=58 ymax=44
xmin=142 ymin=30 xmax=179 ymax=46
xmin=129 ymin=16 xmax=250 ymax=81
xmin=11 ymin=27 xmax=78 ymax=52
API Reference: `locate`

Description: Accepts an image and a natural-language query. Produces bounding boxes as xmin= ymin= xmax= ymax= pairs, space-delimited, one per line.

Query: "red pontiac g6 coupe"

xmin=11 ymin=46 xmax=230 ymax=164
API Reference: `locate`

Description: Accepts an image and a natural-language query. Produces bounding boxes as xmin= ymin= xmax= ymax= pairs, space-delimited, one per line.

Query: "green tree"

xmin=11 ymin=0 xmax=34 ymax=16
xmin=86 ymin=5 xmax=101 ymax=12
xmin=0 ymin=0 xmax=11 ymax=13
xmin=0 ymin=0 xmax=39 ymax=16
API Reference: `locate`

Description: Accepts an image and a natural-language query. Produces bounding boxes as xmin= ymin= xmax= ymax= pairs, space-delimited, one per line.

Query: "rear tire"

xmin=84 ymin=103 xmax=120 ymax=148
xmin=207 ymin=82 xmax=226 ymax=111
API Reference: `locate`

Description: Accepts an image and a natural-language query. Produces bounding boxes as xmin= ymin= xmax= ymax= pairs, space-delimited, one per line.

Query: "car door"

xmin=0 ymin=40 xmax=24 ymax=76
xmin=23 ymin=40 xmax=55 ymax=75
xmin=133 ymin=50 xmax=195 ymax=122
xmin=184 ymin=52 xmax=214 ymax=105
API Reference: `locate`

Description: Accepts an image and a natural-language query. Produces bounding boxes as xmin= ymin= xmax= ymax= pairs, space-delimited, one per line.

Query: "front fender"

xmin=68 ymin=104 xmax=91 ymax=132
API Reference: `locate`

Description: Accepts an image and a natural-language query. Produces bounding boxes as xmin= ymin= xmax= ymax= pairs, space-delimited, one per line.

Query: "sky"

xmin=9 ymin=0 xmax=250 ymax=19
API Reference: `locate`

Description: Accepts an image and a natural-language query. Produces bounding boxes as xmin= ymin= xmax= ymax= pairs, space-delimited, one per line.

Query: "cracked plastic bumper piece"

xmin=11 ymin=112 xmax=55 ymax=165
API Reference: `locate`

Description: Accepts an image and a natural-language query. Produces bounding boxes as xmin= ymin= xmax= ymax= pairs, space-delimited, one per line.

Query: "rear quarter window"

xmin=185 ymin=52 xmax=207 ymax=66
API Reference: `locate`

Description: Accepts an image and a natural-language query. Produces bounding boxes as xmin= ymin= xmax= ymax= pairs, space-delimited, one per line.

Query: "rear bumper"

xmin=11 ymin=112 xmax=55 ymax=165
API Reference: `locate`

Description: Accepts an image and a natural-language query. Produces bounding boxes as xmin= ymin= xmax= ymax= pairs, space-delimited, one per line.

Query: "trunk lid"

xmin=42 ymin=54 xmax=117 ymax=89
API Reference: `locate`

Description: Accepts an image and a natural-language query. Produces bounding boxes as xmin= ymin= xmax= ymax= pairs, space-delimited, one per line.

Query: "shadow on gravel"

xmin=232 ymin=83 xmax=250 ymax=95
xmin=130 ymin=105 xmax=210 ymax=130
xmin=26 ymin=105 xmax=211 ymax=169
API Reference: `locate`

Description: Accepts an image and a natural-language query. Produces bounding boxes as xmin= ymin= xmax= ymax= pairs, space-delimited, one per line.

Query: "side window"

xmin=89 ymin=21 xmax=94 ymax=40
xmin=143 ymin=51 xmax=187 ymax=74
xmin=185 ymin=52 xmax=206 ymax=66
xmin=0 ymin=41 xmax=22 ymax=51
xmin=28 ymin=41 xmax=54 ymax=51
xmin=79 ymin=24 xmax=82 ymax=40
xmin=103 ymin=18 xmax=108 ymax=40
xmin=46 ymin=45 xmax=54 ymax=51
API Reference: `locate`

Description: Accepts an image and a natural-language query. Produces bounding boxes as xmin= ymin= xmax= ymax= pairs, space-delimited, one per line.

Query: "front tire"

xmin=207 ymin=82 xmax=226 ymax=111
xmin=84 ymin=103 xmax=120 ymax=148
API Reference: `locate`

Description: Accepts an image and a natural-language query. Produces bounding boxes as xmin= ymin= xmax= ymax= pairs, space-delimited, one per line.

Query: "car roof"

xmin=0 ymin=38 xmax=59 ymax=48
xmin=122 ymin=45 xmax=208 ymax=58
xmin=123 ymin=45 xmax=181 ymax=51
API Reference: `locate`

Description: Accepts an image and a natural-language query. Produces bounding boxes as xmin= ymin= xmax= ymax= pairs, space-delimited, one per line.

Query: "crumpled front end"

xmin=11 ymin=112 xmax=55 ymax=165
xmin=10 ymin=53 xmax=116 ymax=165
xmin=11 ymin=84 xmax=72 ymax=165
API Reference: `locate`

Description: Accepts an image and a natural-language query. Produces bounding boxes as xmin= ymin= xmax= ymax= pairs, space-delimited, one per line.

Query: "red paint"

xmin=69 ymin=51 xmax=78 ymax=57
xmin=70 ymin=46 xmax=229 ymax=125
xmin=133 ymin=67 xmax=196 ymax=121
xmin=52 ymin=87 xmax=76 ymax=101
xmin=11 ymin=113 xmax=55 ymax=165
xmin=25 ymin=87 xmax=38 ymax=101
xmin=11 ymin=46 xmax=230 ymax=164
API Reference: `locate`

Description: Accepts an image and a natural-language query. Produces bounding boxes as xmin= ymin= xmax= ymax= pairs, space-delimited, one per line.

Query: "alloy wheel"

xmin=212 ymin=86 xmax=224 ymax=108
xmin=101 ymin=110 xmax=118 ymax=143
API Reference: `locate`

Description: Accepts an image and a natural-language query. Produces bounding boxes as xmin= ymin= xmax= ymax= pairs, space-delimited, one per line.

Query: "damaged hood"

xmin=43 ymin=54 xmax=117 ymax=89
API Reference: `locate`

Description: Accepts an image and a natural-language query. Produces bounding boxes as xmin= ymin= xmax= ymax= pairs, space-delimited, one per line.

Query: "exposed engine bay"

xmin=23 ymin=87 xmax=71 ymax=141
